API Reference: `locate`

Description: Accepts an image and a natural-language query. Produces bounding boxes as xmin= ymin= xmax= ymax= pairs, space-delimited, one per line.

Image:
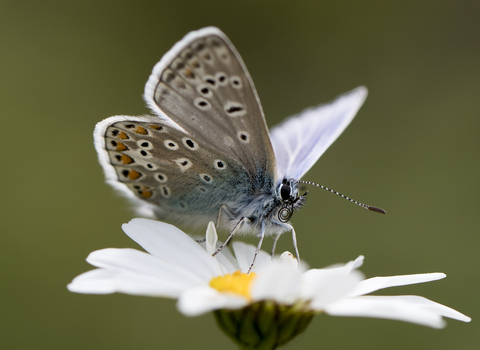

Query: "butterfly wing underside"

xmin=95 ymin=27 xmax=279 ymax=225
xmin=144 ymin=27 xmax=277 ymax=183
xmin=94 ymin=116 xmax=252 ymax=227
xmin=269 ymin=87 xmax=368 ymax=180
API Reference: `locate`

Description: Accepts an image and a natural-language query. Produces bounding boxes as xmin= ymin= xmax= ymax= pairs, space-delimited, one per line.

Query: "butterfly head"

xmin=276 ymin=178 xmax=308 ymax=223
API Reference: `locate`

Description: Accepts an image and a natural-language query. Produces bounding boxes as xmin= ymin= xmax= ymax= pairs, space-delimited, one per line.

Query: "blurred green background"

xmin=1 ymin=0 xmax=478 ymax=349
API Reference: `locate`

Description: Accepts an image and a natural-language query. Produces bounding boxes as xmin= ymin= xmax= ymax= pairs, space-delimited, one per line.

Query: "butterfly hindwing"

xmin=144 ymin=27 xmax=277 ymax=184
xmin=96 ymin=116 xmax=252 ymax=227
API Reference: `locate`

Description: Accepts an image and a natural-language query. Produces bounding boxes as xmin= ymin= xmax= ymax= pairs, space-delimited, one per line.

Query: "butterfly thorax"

xmin=220 ymin=178 xmax=307 ymax=237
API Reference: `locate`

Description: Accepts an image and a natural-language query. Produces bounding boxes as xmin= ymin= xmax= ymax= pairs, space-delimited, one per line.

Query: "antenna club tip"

xmin=368 ymin=206 xmax=386 ymax=214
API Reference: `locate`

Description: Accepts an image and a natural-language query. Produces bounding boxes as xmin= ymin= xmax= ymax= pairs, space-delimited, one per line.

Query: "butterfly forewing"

xmin=103 ymin=117 xmax=252 ymax=227
xmin=144 ymin=27 xmax=276 ymax=184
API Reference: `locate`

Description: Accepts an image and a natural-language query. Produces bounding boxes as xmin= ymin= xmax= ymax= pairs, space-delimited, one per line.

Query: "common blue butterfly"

xmin=94 ymin=27 xmax=384 ymax=270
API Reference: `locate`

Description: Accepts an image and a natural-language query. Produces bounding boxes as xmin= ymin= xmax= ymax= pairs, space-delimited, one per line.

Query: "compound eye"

xmin=280 ymin=183 xmax=291 ymax=201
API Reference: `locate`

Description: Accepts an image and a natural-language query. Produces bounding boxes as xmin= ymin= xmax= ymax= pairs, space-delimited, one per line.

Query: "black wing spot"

xmin=165 ymin=72 xmax=175 ymax=82
xmin=227 ymin=106 xmax=243 ymax=114
xmin=214 ymin=159 xmax=227 ymax=170
xmin=194 ymin=98 xmax=211 ymax=110
xmin=155 ymin=173 xmax=168 ymax=183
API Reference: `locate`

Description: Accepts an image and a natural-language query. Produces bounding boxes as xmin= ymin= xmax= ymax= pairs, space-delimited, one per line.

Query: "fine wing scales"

xmin=95 ymin=116 xmax=251 ymax=227
xmin=144 ymin=27 xmax=277 ymax=183
xmin=269 ymin=87 xmax=368 ymax=180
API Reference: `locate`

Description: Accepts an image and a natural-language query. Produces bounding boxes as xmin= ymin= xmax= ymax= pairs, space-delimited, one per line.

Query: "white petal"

xmin=86 ymin=248 xmax=205 ymax=287
xmin=323 ymin=255 xmax=364 ymax=272
xmin=177 ymin=286 xmax=248 ymax=316
xmin=348 ymin=273 xmax=446 ymax=297
xmin=232 ymin=241 xmax=273 ymax=273
xmin=302 ymin=269 xmax=364 ymax=309
xmin=278 ymin=251 xmax=298 ymax=268
xmin=214 ymin=243 xmax=238 ymax=269
xmin=324 ymin=295 xmax=470 ymax=328
xmin=213 ymin=250 xmax=238 ymax=274
xmin=205 ymin=222 xmax=217 ymax=255
xmin=391 ymin=295 xmax=471 ymax=323
xmin=68 ymin=268 xmax=184 ymax=297
xmin=276 ymin=251 xmax=309 ymax=273
xmin=198 ymin=240 xmax=239 ymax=273
xmin=251 ymin=263 xmax=301 ymax=304
xmin=348 ymin=255 xmax=365 ymax=271
xmin=122 ymin=219 xmax=222 ymax=279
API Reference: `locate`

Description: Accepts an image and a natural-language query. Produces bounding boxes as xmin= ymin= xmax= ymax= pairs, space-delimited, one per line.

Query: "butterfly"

xmin=94 ymin=27 xmax=384 ymax=270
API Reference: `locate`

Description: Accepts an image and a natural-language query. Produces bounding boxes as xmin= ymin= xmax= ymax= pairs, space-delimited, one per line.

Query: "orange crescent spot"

xmin=148 ymin=125 xmax=163 ymax=131
xmin=142 ymin=191 xmax=152 ymax=198
xmin=184 ymin=68 xmax=195 ymax=78
xmin=121 ymin=154 xmax=134 ymax=164
xmin=116 ymin=142 xmax=128 ymax=151
xmin=118 ymin=131 xmax=129 ymax=140
xmin=134 ymin=126 xmax=148 ymax=135
xmin=128 ymin=170 xmax=142 ymax=180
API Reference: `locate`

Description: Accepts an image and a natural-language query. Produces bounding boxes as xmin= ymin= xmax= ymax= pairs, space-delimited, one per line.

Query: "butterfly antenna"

xmin=298 ymin=181 xmax=386 ymax=214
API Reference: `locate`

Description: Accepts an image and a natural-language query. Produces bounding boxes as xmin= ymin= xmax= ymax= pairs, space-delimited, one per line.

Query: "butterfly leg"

xmin=275 ymin=223 xmax=301 ymax=264
xmin=287 ymin=224 xmax=301 ymax=264
xmin=216 ymin=204 xmax=236 ymax=228
xmin=247 ymin=219 xmax=266 ymax=274
xmin=213 ymin=216 xmax=250 ymax=256
xmin=196 ymin=205 xmax=236 ymax=243
xmin=271 ymin=232 xmax=282 ymax=259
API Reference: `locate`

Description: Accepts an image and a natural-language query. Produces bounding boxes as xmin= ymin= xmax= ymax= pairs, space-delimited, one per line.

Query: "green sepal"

xmin=214 ymin=301 xmax=314 ymax=350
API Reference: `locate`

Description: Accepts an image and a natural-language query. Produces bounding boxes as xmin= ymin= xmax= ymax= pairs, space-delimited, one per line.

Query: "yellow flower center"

xmin=209 ymin=271 xmax=257 ymax=300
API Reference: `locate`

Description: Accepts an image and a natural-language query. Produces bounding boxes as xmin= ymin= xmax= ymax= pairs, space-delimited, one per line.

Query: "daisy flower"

xmin=68 ymin=219 xmax=470 ymax=349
